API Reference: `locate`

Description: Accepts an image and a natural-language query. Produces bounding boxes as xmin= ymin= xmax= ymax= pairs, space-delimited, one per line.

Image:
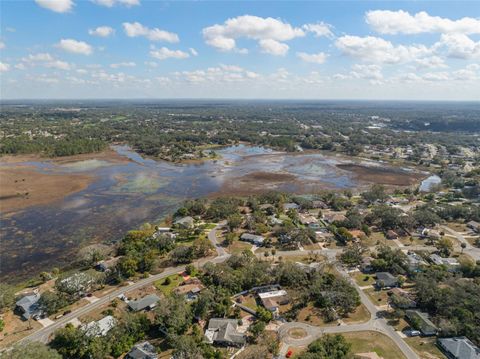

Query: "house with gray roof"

xmin=126 ymin=341 xmax=158 ymax=359
xmin=240 ymin=233 xmax=265 ymax=246
xmin=15 ymin=293 xmax=43 ymax=320
xmin=174 ymin=216 xmax=194 ymax=229
xmin=375 ymin=272 xmax=399 ymax=289
xmin=467 ymin=221 xmax=480 ymax=233
xmin=438 ymin=337 xmax=480 ymax=359
xmin=407 ymin=252 xmax=427 ymax=272
xmin=205 ymin=318 xmax=246 ymax=347
xmin=405 ymin=310 xmax=438 ymax=336
xmin=128 ymin=294 xmax=160 ymax=312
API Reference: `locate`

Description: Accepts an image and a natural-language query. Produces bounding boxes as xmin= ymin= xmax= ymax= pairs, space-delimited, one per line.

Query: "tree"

xmin=171 ymin=335 xmax=203 ymax=359
xmin=340 ymin=244 xmax=365 ymax=267
xmin=361 ymin=184 xmax=387 ymax=204
xmin=3 ymin=342 xmax=61 ymax=359
xmin=39 ymin=291 xmax=69 ymax=315
xmin=155 ymin=295 xmax=192 ymax=335
xmin=191 ymin=236 xmax=214 ymax=258
xmin=171 ymin=246 xmax=194 ymax=264
xmin=248 ymin=321 xmax=266 ymax=341
xmin=436 ymin=237 xmax=454 ymax=257
xmin=0 ymin=283 xmax=16 ymax=312
xmin=227 ymin=213 xmax=243 ymax=231
xmin=298 ymin=334 xmax=352 ymax=359
xmin=224 ymin=231 xmax=237 ymax=246
xmin=461 ymin=242 xmax=467 ymax=253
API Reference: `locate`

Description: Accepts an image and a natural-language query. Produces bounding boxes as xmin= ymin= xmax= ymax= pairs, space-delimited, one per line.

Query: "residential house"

xmin=128 ymin=294 xmax=160 ymax=312
xmin=405 ymin=310 xmax=438 ymax=336
xmin=388 ymin=288 xmax=416 ymax=309
xmin=467 ymin=221 xmax=480 ymax=233
xmin=299 ymin=213 xmax=318 ymax=225
xmin=429 ymin=254 xmax=460 ymax=270
xmin=258 ymin=289 xmax=289 ymax=314
xmin=240 ymin=233 xmax=265 ymax=246
xmin=360 ymin=257 xmax=374 ymax=273
xmin=283 ymin=203 xmax=299 ymax=211
xmin=174 ymin=216 xmax=194 ymax=229
xmin=15 ymin=293 xmax=43 ymax=320
xmin=204 ymin=318 xmax=246 ymax=347
xmin=312 ymin=200 xmax=328 ymax=209
xmin=96 ymin=256 xmax=121 ymax=272
xmin=407 ymin=253 xmax=427 ymax=272
xmin=324 ymin=213 xmax=347 ymax=224
xmin=58 ymin=272 xmax=94 ymax=297
xmin=375 ymin=272 xmax=399 ymax=289
xmin=126 ymin=341 xmax=158 ymax=359
xmin=82 ymin=315 xmax=116 ymax=337
xmin=385 ymin=230 xmax=399 ymax=240
xmin=173 ymin=283 xmax=204 ymax=301
xmin=437 ymin=337 xmax=480 ymax=359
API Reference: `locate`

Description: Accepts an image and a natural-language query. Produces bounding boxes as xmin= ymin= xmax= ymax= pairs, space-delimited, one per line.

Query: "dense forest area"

xmin=1 ymin=101 xmax=479 ymax=161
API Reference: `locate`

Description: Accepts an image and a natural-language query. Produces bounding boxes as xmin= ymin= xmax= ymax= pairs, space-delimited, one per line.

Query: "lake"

xmin=0 ymin=145 xmax=421 ymax=280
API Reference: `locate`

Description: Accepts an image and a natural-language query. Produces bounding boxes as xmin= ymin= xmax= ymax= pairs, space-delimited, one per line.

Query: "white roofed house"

xmin=240 ymin=233 xmax=265 ymax=246
xmin=174 ymin=216 xmax=195 ymax=229
xmin=82 ymin=315 xmax=116 ymax=337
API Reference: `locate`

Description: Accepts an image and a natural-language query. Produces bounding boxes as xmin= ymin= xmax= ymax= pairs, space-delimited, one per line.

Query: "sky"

xmin=1 ymin=0 xmax=479 ymax=100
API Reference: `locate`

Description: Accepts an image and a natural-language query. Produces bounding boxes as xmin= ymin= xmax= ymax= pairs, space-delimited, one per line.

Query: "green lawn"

xmin=352 ymin=272 xmax=376 ymax=287
xmin=154 ymin=273 xmax=184 ymax=295
xmin=343 ymin=331 xmax=406 ymax=359
xmin=364 ymin=288 xmax=390 ymax=306
xmin=405 ymin=337 xmax=447 ymax=359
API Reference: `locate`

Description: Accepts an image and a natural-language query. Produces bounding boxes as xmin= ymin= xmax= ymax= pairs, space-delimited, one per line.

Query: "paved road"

xmin=18 ymin=224 xmax=229 ymax=345
xmin=278 ymin=260 xmax=419 ymax=359
xmin=440 ymin=225 xmax=480 ymax=261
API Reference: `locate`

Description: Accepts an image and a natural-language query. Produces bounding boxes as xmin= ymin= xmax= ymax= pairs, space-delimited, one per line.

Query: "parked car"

xmin=404 ymin=329 xmax=421 ymax=337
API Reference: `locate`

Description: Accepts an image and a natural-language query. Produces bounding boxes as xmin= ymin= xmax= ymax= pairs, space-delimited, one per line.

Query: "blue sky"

xmin=1 ymin=0 xmax=479 ymax=100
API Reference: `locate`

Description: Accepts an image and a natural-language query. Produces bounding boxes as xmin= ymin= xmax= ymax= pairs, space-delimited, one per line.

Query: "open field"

xmin=337 ymin=164 xmax=426 ymax=187
xmin=405 ymin=337 xmax=447 ymax=359
xmin=343 ymin=331 xmax=407 ymax=359
xmin=0 ymin=167 xmax=93 ymax=214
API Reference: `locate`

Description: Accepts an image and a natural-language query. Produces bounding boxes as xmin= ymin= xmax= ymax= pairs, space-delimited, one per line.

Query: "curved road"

xmin=18 ymin=224 xmax=229 ymax=345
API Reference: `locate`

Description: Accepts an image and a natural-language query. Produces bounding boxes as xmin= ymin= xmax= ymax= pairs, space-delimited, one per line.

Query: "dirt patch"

xmin=0 ymin=148 xmax=129 ymax=165
xmin=218 ymin=171 xmax=337 ymax=195
xmin=337 ymin=164 xmax=425 ymax=186
xmin=287 ymin=328 xmax=308 ymax=339
xmin=0 ymin=167 xmax=94 ymax=214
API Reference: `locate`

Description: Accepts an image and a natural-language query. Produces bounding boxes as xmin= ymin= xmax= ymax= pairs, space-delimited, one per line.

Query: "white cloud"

xmin=335 ymin=35 xmax=431 ymax=64
xmin=45 ymin=60 xmax=71 ymax=70
xmin=23 ymin=53 xmax=55 ymax=62
xmin=189 ymin=48 xmax=198 ymax=56
xmin=259 ymin=39 xmax=289 ymax=56
xmin=35 ymin=0 xmax=73 ymax=13
xmin=145 ymin=61 xmax=158 ymax=68
xmin=0 ymin=62 xmax=10 ymax=72
xmin=297 ymin=51 xmax=328 ymax=64
xmin=366 ymin=10 xmax=480 ymax=35
xmin=110 ymin=62 xmax=136 ymax=68
xmin=92 ymin=0 xmax=140 ymax=7
xmin=174 ymin=64 xmax=260 ymax=83
xmin=123 ymin=22 xmax=179 ymax=42
xmin=350 ymin=64 xmax=383 ymax=82
xmin=414 ymin=56 xmax=448 ymax=69
xmin=303 ymin=22 xmax=334 ymax=38
xmin=423 ymin=72 xmax=450 ymax=81
xmin=150 ymin=47 xmax=189 ymax=60
xmin=202 ymin=15 xmax=304 ymax=55
xmin=436 ymin=33 xmax=480 ymax=59
xmin=0 ymin=41 xmax=5 ymax=49
xmin=15 ymin=63 xmax=27 ymax=70
xmin=56 ymin=39 xmax=93 ymax=55
xmin=89 ymin=26 xmax=115 ymax=37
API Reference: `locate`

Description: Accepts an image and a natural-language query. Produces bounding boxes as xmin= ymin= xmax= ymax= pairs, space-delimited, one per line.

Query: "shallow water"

xmin=0 ymin=145 xmax=369 ymax=280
